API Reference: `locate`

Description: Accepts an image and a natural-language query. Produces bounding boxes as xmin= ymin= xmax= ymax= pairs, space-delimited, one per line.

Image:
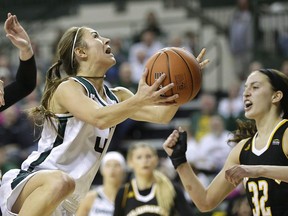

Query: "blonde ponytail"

xmin=154 ymin=170 xmax=176 ymax=215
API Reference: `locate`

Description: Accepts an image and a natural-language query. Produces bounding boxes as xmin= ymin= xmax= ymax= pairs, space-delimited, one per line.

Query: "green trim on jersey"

xmin=11 ymin=117 xmax=68 ymax=189
xmin=74 ymin=76 xmax=119 ymax=105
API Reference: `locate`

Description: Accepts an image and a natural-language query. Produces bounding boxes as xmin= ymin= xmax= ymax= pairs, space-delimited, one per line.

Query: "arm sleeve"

xmin=0 ymin=55 xmax=37 ymax=112
xmin=173 ymin=183 xmax=195 ymax=216
xmin=113 ymin=187 xmax=125 ymax=216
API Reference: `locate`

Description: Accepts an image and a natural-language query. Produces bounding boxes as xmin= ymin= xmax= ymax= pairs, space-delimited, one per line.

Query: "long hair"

xmin=127 ymin=143 xmax=176 ymax=215
xmin=27 ymin=27 xmax=86 ymax=129
xmin=229 ymin=69 xmax=288 ymax=144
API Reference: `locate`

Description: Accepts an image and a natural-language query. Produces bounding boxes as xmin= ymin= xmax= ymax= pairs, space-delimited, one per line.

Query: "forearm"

xmin=90 ymin=96 xmax=146 ymax=129
xmin=156 ymin=105 xmax=179 ymax=123
xmin=176 ymin=162 xmax=214 ymax=212
xmin=16 ymin=55 xmax=37 ymax=92
xmin=131 ymin=104 xmax=179 ymax=124
xmin=256 ymin=165 xmax=288 ymax=183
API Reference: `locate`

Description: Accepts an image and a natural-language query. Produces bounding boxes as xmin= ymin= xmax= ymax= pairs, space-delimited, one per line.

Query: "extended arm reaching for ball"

xmin=163 ymin=128 xmax=237 ymax=212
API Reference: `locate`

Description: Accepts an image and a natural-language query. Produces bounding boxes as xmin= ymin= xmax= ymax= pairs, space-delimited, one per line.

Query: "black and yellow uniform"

xmin=114 ymin=179 xmax=194 ymax=216
xmin=240 ymin=119 xmax=288 ymax=216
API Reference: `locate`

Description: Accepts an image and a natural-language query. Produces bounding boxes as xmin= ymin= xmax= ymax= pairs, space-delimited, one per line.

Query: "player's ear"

xmin=75 ymin=47 xmax=87 ymax=58
xmin=272 ymin=91 xmax=283 ymax=103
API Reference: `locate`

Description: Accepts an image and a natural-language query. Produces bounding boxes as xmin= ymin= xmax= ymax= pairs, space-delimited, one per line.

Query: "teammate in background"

xmin=76 ymin=151 xmax=126 ymax=216
xmin=114 ymin=143 xmax=195 ymax=216
xmin=0 ymin=24 xmax=209 ymax=216
xmin=163 ymin=69 xmax=288 ymax=215
xmin=0 ymin=13 xmax=37 ymax=111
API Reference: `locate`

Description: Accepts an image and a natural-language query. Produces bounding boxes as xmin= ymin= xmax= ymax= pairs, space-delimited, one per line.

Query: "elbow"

xmin=157 ymin=116 xmax=173 ymax=125
xmin=92 ymin=121 xmax=109 ymax=130
xmin=197 ymin=206 xmax=214 ymax=213
xmin=21 ymin=81 xmax=37 ymax=96
xmin=90 ymin=117 xmax=113 ymax=130
xmin=194 ymin=200 xmax=218 ymax=213
xmin=27 ymin=84 xmax=37 ymax=94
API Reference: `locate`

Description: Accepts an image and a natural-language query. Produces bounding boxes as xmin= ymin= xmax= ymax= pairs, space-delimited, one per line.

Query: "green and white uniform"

xmin=0 ymin=77 xmax=119 ymax=216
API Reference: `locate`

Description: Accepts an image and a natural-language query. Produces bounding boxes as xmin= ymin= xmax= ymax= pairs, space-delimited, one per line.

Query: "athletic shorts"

xmin=0 ymin=169 xmax=75 ymax=216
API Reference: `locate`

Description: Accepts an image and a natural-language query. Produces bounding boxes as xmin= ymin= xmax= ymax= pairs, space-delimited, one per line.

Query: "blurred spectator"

xmin=184 ymin=31 xmax=199 ymax=55
xmin=189 ymin=92 xmax=217 ymax=141
xmin=133 ymin=10 xmax=165 ymax=43
xmin=142 ymin=10 xmax=165 ymax=38
xmin=106 ymin=37 xmax=129 ymax=85
xmin=188 ymin=114 xmax=233 ymax=177
xmin=249 ymin=60 xmax=263 ymax=72
xmin=218 ymin=80 xmax=244 ymax=131
xmin=77 ymin=151 xmax=126 ymax=216
xmin=276 ymin=28 xmax=288 ymax=58
xmin=229 ymin=0 xmax=254 ymax=81
xmin=129 ymin=29 xmax=164 ymax=83
xmin=115 ymin=62 xmax=138 ymax=93
xmin=280 ymin=59 xmax=288 ymax=76
xmin=108 ymin=62 xmax=138 ymax=151
xmin=166 ymin=34 xmax=193 ymax=54
xmin=0 ymin=105 xmax=37 ymax=174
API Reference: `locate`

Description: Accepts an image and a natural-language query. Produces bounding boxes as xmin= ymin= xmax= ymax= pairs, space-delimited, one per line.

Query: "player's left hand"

xmin=196 ymin=48 xmax=209 ymax=70
xmin=225 ymin=165 xmax=257 ymax=187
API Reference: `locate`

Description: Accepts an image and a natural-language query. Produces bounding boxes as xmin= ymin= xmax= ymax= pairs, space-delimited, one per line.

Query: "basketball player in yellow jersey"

xmin=0 ymin=25 xmax=209 ymax=216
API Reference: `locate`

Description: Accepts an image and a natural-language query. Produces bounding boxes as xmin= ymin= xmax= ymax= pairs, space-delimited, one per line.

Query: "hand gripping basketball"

xmin=169 ymin=131 xmax=187 ymax=169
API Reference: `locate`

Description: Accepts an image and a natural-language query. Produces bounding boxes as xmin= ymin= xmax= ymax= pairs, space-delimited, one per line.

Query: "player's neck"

xmin=103 ymin=184 xmax=119 ymax=202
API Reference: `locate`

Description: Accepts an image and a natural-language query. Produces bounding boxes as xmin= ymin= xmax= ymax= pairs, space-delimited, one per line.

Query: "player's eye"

xmin=92 ymin=32 xmax=99 ymax=38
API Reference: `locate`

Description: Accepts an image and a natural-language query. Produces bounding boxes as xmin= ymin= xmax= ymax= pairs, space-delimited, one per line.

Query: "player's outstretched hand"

xmin=163 ymin=127 xmax=187 ymax=169
xmin=196 ymin=48 xmax=209 ymax=70
xmin=135 ymin=68 xmax=179 ymax=106
xmin=4 ymin=13 xmax=32 ymax=53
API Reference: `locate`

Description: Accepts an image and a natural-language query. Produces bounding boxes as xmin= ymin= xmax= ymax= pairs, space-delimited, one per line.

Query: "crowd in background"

xmin=0 ymin=0 xmax=288 ymax=215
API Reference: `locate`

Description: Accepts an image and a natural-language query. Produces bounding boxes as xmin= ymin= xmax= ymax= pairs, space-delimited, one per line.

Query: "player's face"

xmin=101 ymin=160 xmax=125 ymax=183
xmin=243 ymin=71 xmax=275 ymax=120
xmin=81 ymin=28 xmax=116 ymax=68
xmin=129 ymin=147 xmax=158 ymax=177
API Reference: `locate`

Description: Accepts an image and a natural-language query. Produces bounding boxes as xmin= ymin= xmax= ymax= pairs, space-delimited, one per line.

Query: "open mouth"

xmin=105 ymin=47 xmax=111 ymax=54
xmin=244 ymin=100 xmax=252 ymax=110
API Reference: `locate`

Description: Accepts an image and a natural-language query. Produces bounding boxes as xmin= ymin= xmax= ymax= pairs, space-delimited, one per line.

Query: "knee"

xmin=47 ymin=171 xmax=75 ymax=198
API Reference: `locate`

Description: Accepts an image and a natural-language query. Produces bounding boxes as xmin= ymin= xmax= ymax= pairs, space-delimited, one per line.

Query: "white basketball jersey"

xmin=19 ymin=77 xmax=119 ymax=212
xmin=88 ymin=186 xmax=115 ymax=216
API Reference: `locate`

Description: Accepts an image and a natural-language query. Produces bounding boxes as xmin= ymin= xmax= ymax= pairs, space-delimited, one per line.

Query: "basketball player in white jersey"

xmin=76 ymin=151 xmax=126 ymax=216
xmin=0 ymin=26 xmax=208 ymax=216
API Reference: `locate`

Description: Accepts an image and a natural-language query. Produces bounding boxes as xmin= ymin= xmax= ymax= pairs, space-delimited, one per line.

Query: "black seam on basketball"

xmin=165 ymin=51 xmax=174 ymax=100
xmin=170 ymin=49 xmax=194 ymax=101
xmin=148 ymin=53 xmax=161 ymax=86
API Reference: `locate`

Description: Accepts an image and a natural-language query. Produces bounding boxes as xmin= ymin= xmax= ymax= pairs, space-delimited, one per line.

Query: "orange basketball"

xmin=145 ymin=47 xmax=202 ymax=105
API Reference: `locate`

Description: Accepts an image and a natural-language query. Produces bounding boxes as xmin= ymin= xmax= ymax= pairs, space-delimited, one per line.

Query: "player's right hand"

xmin=135 ymin=68 xmax=179 ymax=106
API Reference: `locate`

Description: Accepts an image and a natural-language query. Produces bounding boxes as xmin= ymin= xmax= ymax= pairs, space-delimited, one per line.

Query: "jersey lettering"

xmin=94 ymin=136 xmax=108 ymax=153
